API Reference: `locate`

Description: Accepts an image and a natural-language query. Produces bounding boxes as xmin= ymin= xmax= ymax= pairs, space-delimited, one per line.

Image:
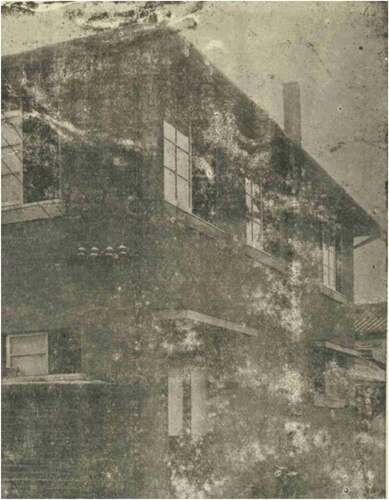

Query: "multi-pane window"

xmin=168 ymin=367 xmax=207 ymax=439
xmin=5 ymin=330 xmax=81 ymax=377
xmin=1 ymin=110 xmax=60 ymax=208
xmin=245 ymin=178 xmax=263 ymax=249
xmin=322 ymin=225 xmax=343 ymax=292
xmin=163 ymin=121 xmax=191 ymax=212
xmin=6 ymin=333 xmax=49 ymax=377
xmin=2 ymin=110 xmax=23 ymax=207
xmin=22 ymin=114 xmax=60 ymax=203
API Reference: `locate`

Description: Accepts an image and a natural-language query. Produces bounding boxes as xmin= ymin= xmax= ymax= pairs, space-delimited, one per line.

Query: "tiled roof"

xmin=354 ymin=303 xmax=387 ymax=335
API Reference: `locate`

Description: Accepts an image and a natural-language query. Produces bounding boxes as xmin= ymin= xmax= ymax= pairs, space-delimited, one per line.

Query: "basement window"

xmin=1 ymin=110 xmax=60 ymax=208
xmin=163 ymin=121 xmax=191 ymax=212
xmin=168 ymin=367 xmax=207 ymax=440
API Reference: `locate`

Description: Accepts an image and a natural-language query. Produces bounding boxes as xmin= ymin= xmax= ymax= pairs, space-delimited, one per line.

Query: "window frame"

xmin=6 ymin=332 xmax=49 ymax=377
xmin=322 ymin=223 xmax=343 ymax=293
xmin=1 ymin=108 xmax=62 ymax=211
xmin=245 ymin=177 xmax=264 ymax=250
xmin=1 ymin=110 xmax=24 ymax=208
xmin=168 ymin=366 xmax=208 ymax=440
xmin=163 ymin=120 xmax=192 ymax=213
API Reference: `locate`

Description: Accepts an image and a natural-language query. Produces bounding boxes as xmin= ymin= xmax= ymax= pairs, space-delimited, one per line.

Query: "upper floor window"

xmin=322 ymin=224 xmax=343 ymax=292
xmin=245 ymin=177 xmax=263 ymax=250
xmin=168 ymin=367 xmax=207 ymax=440
xmin=1 ymin=110 xmax=60 ymax=208
xmin=163 ymin=121 xmax=191 ymax=212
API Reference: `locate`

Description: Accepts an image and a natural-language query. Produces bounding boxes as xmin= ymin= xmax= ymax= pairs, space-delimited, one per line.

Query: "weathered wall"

xmin=1 ymin=28 xmax=384 ymax=499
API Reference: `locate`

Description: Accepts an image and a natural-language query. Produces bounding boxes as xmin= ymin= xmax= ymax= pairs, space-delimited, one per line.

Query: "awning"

xmin=153 ymin=309 xmax=258 ymax=337
xmin=314 ymin=340 xmax=386 ymax=383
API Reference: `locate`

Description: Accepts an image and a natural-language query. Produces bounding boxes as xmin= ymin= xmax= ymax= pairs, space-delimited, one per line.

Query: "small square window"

xmin=7 ymin=333 xmax=48 ymax=376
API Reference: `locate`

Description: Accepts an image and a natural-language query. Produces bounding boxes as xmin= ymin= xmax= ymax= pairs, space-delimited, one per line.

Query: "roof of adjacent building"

xmin=353 ymin=302 xmax=387 ymax=336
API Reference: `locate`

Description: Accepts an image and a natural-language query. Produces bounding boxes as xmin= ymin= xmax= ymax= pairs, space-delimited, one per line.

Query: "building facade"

xmin=2 ymin=26 xmax=385 ymax=498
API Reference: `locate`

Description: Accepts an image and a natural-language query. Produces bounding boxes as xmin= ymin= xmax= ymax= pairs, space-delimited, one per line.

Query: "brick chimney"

xmin=283 ymin=82 xmax=301 ymax=145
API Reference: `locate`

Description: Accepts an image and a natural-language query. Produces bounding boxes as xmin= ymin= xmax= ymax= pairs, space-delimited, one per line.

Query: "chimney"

xmin=283 ymin=82 xmax=302 ymax=145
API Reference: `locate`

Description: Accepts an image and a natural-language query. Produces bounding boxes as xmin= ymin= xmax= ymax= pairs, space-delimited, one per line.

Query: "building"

xmin=1 ymin=25 xmax=385 ymax=498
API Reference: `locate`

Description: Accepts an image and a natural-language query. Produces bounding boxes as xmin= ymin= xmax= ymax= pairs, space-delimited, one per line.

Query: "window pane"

xmin=252 ymin=199 xmax=261 ymax=216
xmin=163 ymin=139 xmax=176 ymax=170
xmin=11 ymin=354 xmax=48 ymax=376
xmin=191 ymin=368 xmax=207 ymax=438
xmin=176 ymin=129 xmax=189 ymax=152
xmin=10 ymin=334 xmax=47 ymax=356
xmin=253 ymin=183 xmax=261 ymax=196
xmin=329 ymin=271 xmax=336 ymax=290
xmin=2 ymin=147 xmax=23 ymax=174
xmin=177 ymin=149 xmax=189 ymax=179
xmin=252 ymin=221 xmax=262 ymax=248
xmin=245 ymin=178 xmax=252 ymax=195
xmin=168 ymin=369 xmax=184 ymax=436
xmin=163 ymin=121 xmax=176 ymax=143
xmin=323 ymin=265 xmax=329 ymax=287
xmin=2 ymin=113 xmax=23 ymax=148
xmin=2 ymin=173 xmax=23 ymax=206
xmin=164 ymin=167 xmax=176 ymax=205
xmin=177 ymin=176 xmax=190 ymax=211
xmin=23 ymin=116 xmax=60 ymax=204
xmin=246 ymin=220 xmax=253 ymax=245
xmin=245 ymin=194 xmax=252 ymax=212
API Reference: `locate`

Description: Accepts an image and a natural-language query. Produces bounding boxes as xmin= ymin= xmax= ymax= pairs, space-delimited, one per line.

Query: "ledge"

xmin=154 ymin=309 xmax=258 ymax=337
xmin=163 ymin=202 xmax=227 ymax=241
xmin=318 ymin=283 xmax=347 ymax=304
xmin=2 ymin=373 xmax=107 ymax=385
xmin=163 ymin=202 xmax=288 ymax=275
xmin=2 ymin=199 xmax=64 ymax=225
xmin=313 ymin=393 xmax=347 ymax=409
xmin=244 ymin=245 xmax=288 ymax=274
xmin=314 ymin=340 xmax=363 ymax=359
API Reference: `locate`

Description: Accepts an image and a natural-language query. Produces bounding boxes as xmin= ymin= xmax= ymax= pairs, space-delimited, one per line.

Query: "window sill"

xmin=244 ymin=245 xmax=288 ymax=274
xmin=318 ymin=283 xmax=347 ymax=304
xmin=163 ymin=202 xmax=288 ymax=274
xmin=2 ymin=372 xmax=107 ymax=385
xmin=164 ymin=202 xmax=227 ymax=240
xmin=313 ymin=393 xmax=347 ymax=409
xmin=2 ymin=199 xmax=64 ymax=224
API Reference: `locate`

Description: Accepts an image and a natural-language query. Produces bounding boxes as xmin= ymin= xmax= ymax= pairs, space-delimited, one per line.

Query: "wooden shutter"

xmin=168 ymin=368 xmax=184 ymax=436
xmin=336 ymin=227 xmax=344 ymax=293
xmin=1 ymin=110 xmax=23 ymax=206
xmin=191 ymin=368 xmax=207 ymax=439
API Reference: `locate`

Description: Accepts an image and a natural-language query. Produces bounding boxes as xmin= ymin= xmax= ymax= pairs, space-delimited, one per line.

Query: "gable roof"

xmin=2 ymin=24 xmax=380 ymax=237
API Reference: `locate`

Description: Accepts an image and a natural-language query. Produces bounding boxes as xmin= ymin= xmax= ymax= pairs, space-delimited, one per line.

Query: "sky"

xmin=2 ymin=1 xmax=387 ymax=301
